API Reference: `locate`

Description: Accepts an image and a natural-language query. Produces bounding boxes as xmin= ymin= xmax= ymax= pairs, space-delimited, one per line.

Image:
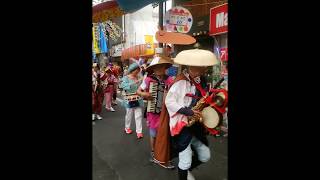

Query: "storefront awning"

xmin=92 ymin=0 xmax=124 ymax=23
xmin=121 ymin=43 xmax=159 ymax=61
xmin=93 ymin=0 xmax=167 ymax=22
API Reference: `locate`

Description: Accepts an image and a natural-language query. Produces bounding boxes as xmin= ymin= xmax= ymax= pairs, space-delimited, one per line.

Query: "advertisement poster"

xmin=144 ymin=35 xmax=154 ymax=55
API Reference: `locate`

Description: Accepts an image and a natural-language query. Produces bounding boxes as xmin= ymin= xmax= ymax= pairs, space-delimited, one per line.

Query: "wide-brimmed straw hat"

xmin=174 ymin=49 xmax=218 ymax=67
xmin=146 ymin=56 xmax=173 ymax=73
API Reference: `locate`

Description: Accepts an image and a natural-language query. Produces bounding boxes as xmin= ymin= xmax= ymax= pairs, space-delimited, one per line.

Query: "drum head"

xmin=202 ymin=106 xmax=220 ymax=128
xmin=217 ymin=92 xmax=226 ymax=99
xmin=214 ymin=92 xmax=226 ymax=107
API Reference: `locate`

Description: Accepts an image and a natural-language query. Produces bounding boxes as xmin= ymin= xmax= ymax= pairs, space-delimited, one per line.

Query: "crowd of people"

xmin=92 ymin=49 xmax=228 ymax=180
xmin=92 ymin=62 xmax=121 ymax=120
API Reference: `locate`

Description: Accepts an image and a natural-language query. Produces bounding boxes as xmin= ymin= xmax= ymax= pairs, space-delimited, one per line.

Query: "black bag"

xmin=128 ymin=100 xmax=140 ymax=108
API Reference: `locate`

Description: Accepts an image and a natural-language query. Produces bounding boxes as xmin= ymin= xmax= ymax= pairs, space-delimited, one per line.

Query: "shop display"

xmin=92 ymin=20 xmax=122 ymax=55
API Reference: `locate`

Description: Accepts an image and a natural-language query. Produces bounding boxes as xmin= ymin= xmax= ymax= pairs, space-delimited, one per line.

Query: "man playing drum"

xmin=165 ymin=49 xmax=219 ymax=180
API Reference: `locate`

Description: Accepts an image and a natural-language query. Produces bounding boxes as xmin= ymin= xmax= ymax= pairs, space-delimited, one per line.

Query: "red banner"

xmin=209 ymin=3 xmax=228 ymax=36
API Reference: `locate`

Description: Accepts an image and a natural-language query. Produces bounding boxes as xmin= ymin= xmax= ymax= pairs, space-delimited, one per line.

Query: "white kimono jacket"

xmin=165 ymin=74 xmax=196 ymax=136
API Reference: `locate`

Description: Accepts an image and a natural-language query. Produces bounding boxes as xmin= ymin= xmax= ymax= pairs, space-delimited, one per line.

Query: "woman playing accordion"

xmin=137 ymin=56 xmax=174 ymax=168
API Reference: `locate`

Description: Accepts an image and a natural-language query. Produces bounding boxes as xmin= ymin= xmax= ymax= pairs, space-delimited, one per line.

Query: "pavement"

xmin=93 ymin=97 xmax=228 ymax=180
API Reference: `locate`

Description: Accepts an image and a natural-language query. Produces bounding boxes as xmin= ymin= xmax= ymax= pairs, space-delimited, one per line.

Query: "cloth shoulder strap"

xmin=190 ymin=78 xmax=207 ymax=97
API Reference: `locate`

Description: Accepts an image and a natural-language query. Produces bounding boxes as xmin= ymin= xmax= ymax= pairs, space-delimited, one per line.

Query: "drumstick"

xmin=213 ymin=77 xmax=225 ymax=89
xmin=208 ymin=77 xmax=225 ymax=96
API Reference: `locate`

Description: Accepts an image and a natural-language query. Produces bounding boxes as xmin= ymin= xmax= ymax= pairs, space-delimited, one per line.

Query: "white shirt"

xmin=139 ymin=74 xmax=148 ymax=90
xmin=165 ymin=78 xmax=196 ymax=136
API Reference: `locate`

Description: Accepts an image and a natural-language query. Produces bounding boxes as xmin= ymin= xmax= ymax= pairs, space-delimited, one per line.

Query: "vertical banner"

xmin=144 ymin=35 xmax=154 ymax=55
xmin=99 ymin=23 xmax=108 ymax=53
xmin=92 ymin=42 xmax=96 ymax=61
xmin=92 ymin=26 xmax=100 ymax=54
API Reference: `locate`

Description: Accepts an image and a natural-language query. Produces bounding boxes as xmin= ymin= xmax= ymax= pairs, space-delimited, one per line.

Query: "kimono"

xmin=103 ymin=74 xmax=118 ymax=109
xmin=92 ymin=71 xmax=106 ymax=114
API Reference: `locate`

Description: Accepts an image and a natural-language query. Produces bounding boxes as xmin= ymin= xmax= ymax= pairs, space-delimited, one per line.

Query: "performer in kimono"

xmin=92 ymin=63 xmax=106 ymax=121
xmin=111 ymin=64 xmax=121 ymax=106
xmin=103 ymin=67 xmax=117 ymax=112
xmin=120 ymin=63 xmax=144 ymax=139
xmin=165 ymin=49 xmax=219 ymax=180
xmin=136 ymin=56 xmax=174 ymax=165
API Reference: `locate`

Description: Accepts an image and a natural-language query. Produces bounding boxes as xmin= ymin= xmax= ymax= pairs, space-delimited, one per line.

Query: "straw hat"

xmin=174 ymin=49 xmax=218 ymax=67
xmin=146 ymin=56 xmax=173 ymax=73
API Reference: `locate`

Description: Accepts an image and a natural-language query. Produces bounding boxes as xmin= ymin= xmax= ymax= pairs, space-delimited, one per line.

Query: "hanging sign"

xmin=209 ymin=3 xmax=228 ymax=36
xmin=164 ymin=6 xmax=193 ymax=33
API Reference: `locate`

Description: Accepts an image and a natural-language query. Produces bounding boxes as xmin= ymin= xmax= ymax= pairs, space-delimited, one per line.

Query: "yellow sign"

xmin=92 ymin=27 xmax=100 ymax=54
xmin=144 ymin=35 xmax=154 ymax=55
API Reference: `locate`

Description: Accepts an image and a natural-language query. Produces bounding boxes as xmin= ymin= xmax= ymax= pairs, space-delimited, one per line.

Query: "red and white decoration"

xmin=164 ymin=6 xmax=193 ymax=33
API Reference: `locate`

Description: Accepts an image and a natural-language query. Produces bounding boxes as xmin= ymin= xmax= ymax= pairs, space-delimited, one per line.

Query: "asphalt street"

xmin=93 ymin=98 xmax=228 ymax=180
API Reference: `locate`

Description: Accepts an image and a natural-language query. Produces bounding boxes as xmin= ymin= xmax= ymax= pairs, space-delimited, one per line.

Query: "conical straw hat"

xmin=174 ymin=49 xmax=218 ymax=67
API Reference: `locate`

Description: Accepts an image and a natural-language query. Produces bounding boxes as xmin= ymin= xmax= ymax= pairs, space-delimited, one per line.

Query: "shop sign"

xmin=112 ymin=44 xmax=124 ymax=57
xmin=220 ymin=48 xmax=228 ymax=61
xmin=144 ymin=35 xmax=154 ymax=55
xmin=164 ymin=6 xmax=193 ymax=33
xmin=209 ymin=3 xmax=228 ymax=35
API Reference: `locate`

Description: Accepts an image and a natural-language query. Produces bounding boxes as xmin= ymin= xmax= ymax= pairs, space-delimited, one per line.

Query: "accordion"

xmin=147 ymin=81 xmax=165 ymax=113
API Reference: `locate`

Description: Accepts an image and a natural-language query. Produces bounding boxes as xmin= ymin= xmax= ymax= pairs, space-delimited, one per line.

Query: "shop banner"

xmin=209 ymin=3 xmax=228 ymax=36
xmin=144 ymin=35 xmax=154 ymax=55
xmin=164 ymin=6 xmax=193 ymax=33
xmin=99 ymin=23 xmax=108 ymax=53
xmin=92 ymin=27 xmax=100 ymax=54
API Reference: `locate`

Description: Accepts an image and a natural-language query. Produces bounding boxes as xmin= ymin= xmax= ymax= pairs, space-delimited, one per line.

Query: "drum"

xmin=213 ymin=92 xmax=226 ymax=107
xmin=201 ymin=106 xmax=222 ymax=129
